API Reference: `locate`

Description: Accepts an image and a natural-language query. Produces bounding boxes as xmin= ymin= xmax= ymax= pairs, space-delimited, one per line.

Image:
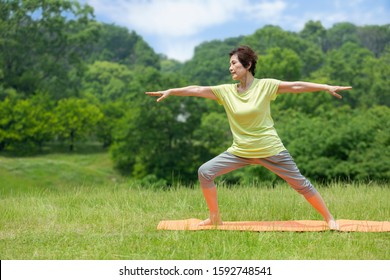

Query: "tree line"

xmin=1 ymin=0 xmax=389 ymax=184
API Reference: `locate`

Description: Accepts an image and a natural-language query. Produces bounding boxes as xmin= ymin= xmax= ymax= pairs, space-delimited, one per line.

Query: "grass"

xmin=0 ymin=152 xmax=123 ymax=193
xmin=0 ymin=152 xmax=389 ymax=260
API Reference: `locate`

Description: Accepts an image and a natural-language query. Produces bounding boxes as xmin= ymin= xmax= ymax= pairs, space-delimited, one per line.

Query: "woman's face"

xmin=229 ymin=54 xmax=249 ymax=81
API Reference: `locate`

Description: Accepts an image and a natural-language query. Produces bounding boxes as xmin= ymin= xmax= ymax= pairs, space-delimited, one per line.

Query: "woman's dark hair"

xmin=229 ymin=46 xmax=258 ymax=75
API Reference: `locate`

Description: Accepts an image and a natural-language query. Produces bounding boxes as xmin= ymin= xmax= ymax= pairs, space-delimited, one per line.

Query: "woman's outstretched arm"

xmin=145 ymin=86 xmax=217 ymax=102
xmin=277 ymin=81 xmax=352 ymax=99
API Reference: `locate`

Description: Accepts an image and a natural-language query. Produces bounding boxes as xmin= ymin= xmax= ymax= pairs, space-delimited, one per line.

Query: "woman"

xmin=146 ymin=46 xmax=351 ymax=230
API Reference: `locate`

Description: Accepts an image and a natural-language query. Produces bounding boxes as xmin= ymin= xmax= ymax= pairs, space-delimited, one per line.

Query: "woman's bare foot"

xmin=327 ymin=219 xmax=340 ymax=230
xmin=198 ymin=216 xmax=223 ymax=226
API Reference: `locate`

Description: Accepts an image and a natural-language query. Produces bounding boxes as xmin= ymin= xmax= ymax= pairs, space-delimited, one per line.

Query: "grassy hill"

xmin=0 ymin=152 xmax=124 ymax=194
xmin=0 ymin=152 xmax=389 ymax=260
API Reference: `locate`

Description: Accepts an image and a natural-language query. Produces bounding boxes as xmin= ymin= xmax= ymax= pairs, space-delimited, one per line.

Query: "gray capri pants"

xmin=198 ymin=150 xmax=317 ymax=198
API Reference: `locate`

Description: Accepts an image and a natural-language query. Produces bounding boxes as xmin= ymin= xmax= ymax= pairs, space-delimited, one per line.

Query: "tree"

xmin=193 ymin=112 xmax=231 ymax=156
xmin=300 ymin=20 xmax=327 ymax=50
xmin=110 ymin=68 xmax=206 ymax=184
xmin=359 ymin=47 xmax=390 ymax=107
xmin=357 ymin=24 xmax=390 ymax=57
xmin=54 ymin=98 xmax=103 ymax=151
xmin=276 ymin=106 xmax=390 ymax=181
xmin=324 ymin=22 xmax=359 ymax=51
xmin=160 ymin=55 xmax=183 ymax=73
xmin=0 ymin=96 xmax=55 ymax=153
xmin=316 ymin=42 xmax=374 ymax=107
xmin=256 ymin=47 xmax=302 ymax=80
xmin=111 ymin=96 xmax=200 ymax=183
xmin=95 ymin=101 xmax=126 ymax=148
xmin=82 ymin=61 xmax=136 ymax=102
xmin=182 ymin=37 xmax=243 ymax=85
xmin=243 ymin=25 xmax=324 ymax=77
xmin=0 ymin=0 xmax=99 ymax=98
xmin=87 ymin=23 xmax=160 ymax=69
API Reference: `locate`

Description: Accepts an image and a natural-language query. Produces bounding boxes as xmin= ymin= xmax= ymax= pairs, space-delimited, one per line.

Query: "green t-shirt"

xmin=211 ymin=78 xmax=286 ymax=158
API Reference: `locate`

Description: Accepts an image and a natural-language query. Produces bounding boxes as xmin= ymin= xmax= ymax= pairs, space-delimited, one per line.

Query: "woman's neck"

xmin=237 ymin=74 xmax=254 ymax=93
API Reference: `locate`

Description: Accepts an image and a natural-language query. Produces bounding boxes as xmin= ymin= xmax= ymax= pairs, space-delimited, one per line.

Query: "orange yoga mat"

xmin=157 ymin=218 xmax=390 ymax=232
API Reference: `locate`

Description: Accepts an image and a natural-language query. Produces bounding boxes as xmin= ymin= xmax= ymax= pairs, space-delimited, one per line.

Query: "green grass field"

xmin=0 ymin=152 xmax=389 ymax=260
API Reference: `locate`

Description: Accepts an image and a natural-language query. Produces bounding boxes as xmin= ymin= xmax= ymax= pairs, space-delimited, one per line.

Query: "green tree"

xmin=300 ymin=20 xmax=327 ymax=49
xmin=276 ymin=106 xmax=390 ymax=181
xmin=0 ymin=98 xmax=19 ymax=151
xmin=111 ymin=96 xmax=201 ymax=183
xmin=357 ymin=24 xmax=390 ymax=57
xmin=96 ymin=101 xmax=126 ymax=148
xmin=256 ymin=47 xmax=302 ymax=80
xmin=0 ymin=0 xmax=99 ymax=98
xmin=193 ymin=112 xmax=230 ymax=156
xmin=243 ymin=25 xmax=324 ymax=77
xmin=182 ymin=37 xmax=243 ymax=85
xmin=82 ymin=61 xmax=136 ymax=102
xmin=110 ymin=69 xmax=206 ymax=184
xmin=54 ymin=98 xmax=103 ymax=151
xmin=324 ymin=22 xmax=359 ymax=51
xmin=88 ymin=23 xmax=160 ymax=69
xmin=0 ymin=96 xmax=55 ymax=153
xmin=359 ymin=47 xmax=390 ymax=107
xmin=314 ymin=42 xmax=374 ymax=107
xmin=160 ymin=55 xmax=183 ymax=73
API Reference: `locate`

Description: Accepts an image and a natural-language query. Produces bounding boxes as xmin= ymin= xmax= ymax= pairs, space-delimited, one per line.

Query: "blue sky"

xmin=82 ymin=0 xmax=390 ymax=61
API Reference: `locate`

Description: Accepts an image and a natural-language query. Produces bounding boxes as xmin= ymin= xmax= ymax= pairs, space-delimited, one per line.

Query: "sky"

xmin=82 ymin=0 xmax=390 ymax=62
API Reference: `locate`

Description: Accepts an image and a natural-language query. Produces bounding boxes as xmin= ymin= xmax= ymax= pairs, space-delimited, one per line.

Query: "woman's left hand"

xmin=145 ymin=90 xmax=171 ymax=102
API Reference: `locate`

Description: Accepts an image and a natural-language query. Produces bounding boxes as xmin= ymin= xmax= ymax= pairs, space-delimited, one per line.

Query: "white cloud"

xmin=159 ymin=36 xmax=204 ymax=62
xmin=246 ymin=0 xmax=287 ymax=21
xmin=84 ymin=0 xmax=389 ymax=61
xmin=87 ymin=0 xmax=287 ymax=37
xmin=292 ymin=1 xmax=389 ymax=31
xmin=85 ymin=0 xmax=288 ymax=60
